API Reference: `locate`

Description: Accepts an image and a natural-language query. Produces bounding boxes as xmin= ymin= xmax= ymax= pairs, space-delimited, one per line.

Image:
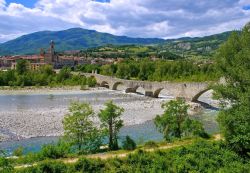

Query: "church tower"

xmin=49 ymin=40 xmax=55 ymax=62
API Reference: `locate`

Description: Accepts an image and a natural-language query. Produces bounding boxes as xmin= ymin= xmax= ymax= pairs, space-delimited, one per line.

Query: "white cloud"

xmin=0 ymin=0 xmax=249 ymax=43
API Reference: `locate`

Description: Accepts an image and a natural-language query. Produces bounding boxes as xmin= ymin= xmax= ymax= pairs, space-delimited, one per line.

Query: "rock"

xmin=188 ymin=102 xmax=203 ymax=115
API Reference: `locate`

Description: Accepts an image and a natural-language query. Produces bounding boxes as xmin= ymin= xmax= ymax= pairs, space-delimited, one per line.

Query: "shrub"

xmin=87 ymin=77 xmax=97 ymax=87
xmin=0 ymin=157 xmax=14 ymax=173
xmin=40 ymin=140 xmax=71 ymax=159
xmin=122 ymin=136 xmax=137 ymax=150
xmin=37 ymin=160 xmax=67 ymax=173
xmin=75 ymin=158 xmax=105 ymax=173
xmin=144 ymin=141 xmax=159 ymax=148
xmin=13 ymin=146 xmax=24 ymax=157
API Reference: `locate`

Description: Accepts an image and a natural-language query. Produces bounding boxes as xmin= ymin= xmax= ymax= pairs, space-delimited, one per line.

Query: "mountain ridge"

xmin=0 ymin=28 xmax=234 ymax=56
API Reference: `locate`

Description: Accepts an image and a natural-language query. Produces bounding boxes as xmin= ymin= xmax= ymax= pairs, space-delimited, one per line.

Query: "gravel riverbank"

xmin=0 ymin=88 xmax=167 ymax=141
xmin=0 ymin=87 xmax=217 ymax=142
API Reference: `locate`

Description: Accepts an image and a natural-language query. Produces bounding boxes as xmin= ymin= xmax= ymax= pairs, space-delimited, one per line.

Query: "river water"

xmin=0 ymin=89 xmax=219 ymax=155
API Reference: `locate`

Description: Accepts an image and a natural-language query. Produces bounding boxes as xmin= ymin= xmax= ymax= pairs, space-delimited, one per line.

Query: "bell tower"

xmin=50 ymin=40 xmax=55 ymax=62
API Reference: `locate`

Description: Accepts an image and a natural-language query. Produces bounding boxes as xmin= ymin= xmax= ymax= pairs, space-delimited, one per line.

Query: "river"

xmin=0 ymin=88 xmax=219 ymax=155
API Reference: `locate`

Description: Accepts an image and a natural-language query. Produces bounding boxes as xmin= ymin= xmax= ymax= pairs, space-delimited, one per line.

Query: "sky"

xmin=0 ymin=0 xmax=249 ymax=43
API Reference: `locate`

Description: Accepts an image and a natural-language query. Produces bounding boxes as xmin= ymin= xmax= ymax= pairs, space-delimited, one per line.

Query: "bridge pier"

xmin=125 ymin=88 xmax=137 ymax=93
xmin=145 ymin=91 xmax=154 ymax=97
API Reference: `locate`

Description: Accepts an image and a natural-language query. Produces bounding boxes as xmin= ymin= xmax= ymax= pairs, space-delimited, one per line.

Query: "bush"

xmin=87 ymin=77 xmax=97 ymax=87
xmin=144 ymin=141 xmax=159 ymax=148
xmin=37 ymin=160 xmax=67 ymax=173
xmin=122 ymin=136 xmax=137 ymax=150
xmin=40 ymin=140 xmax=71 ymax=159
xmin=13 ymin=146 xmax=24 ymax=157
xmin=74 ymin=158 xmax=105 ymax=173
xmin=0 ymin=157 xmax=14 ymax=173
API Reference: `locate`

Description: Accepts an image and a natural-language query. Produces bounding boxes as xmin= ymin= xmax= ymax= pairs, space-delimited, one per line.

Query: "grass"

xmin=13 ymin=135 xmax=222 ymax=169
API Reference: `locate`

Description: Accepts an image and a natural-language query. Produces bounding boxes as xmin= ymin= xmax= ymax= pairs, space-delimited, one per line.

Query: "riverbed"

xmin=0 ymin=88 xmax=219 ymax=154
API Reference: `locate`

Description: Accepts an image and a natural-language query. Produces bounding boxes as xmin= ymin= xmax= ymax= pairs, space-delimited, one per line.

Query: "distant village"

xmin=0 ymin=41 xmax=120 ymax=70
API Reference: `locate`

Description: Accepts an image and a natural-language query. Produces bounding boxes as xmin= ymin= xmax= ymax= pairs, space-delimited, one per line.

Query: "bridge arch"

xmin=191 ymin=88 xmax=211 ymax=102
xmin=100 ymin=81 xmax=110 ymax=88
xmin=125 ymin=86 xmax=139 ymax=93
xmin=153 ymin=88 xmax=164 ymax=98
xmin=112 ymin=82 xmax=124 ymax=90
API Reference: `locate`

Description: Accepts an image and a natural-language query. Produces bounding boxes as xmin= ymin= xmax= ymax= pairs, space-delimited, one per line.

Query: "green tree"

xmin=57 ymin=67 xmax=71 ymax=82
xmin=122 ymin=136 xmax=136 ymax=150
xmin=16 ymin=59 xmax=29 ymax=75
xmin=13 ymin=146 xmax=24 ymax=157
xmin=154 ymin=99 xmax=206 ymax=141
xmin=98 ymin=101 xmax=124 ymax=150
xmin=116 ymin=63 xmax=131 ymax=79
xmin=63 ymin=102 xmax=103 ymax=153
xmin=214 ymin=24 xmax=250 ymax=156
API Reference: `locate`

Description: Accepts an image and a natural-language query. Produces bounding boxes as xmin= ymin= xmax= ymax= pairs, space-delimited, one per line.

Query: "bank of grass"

xmin=11 ymin=136 xmax=213 ymax=168
xmin=14 ymin=136 xmax=250 ymax=173
xmin=9 ymin=138 xmax=198 ymax=168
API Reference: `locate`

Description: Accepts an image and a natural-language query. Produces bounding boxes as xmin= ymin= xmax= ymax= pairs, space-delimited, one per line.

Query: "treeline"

xmin=77 ymin=59 xmax=219 ymax=82
xmin=0 ymin=60 xmax=96 ymax=87
xmin=74 ymin=45 xmax=182 ymax=60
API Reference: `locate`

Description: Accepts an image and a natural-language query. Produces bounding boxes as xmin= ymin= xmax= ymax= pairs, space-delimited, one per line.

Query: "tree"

xmin=57 ymin=67 xmax=71 ymax=82
xmin=98 ymin=101 xmax=124 ymax=150
xmin=122 ymin=136 xmax=136 ymax=150
xmin=154 ymin=99 xmax=206 ymax=141
xmin=116 ymin=63 xmax=131 ymax=79
xmin=16 ymin=59 xmax=29 ymax=75
xmin=63 ymin=102 xmax=103 ymax=153
xmin=214 ymin=24 xmax=250 ymax=156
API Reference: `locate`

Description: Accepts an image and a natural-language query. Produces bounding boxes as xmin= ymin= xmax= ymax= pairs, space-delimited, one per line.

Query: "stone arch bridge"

xmin=82 ymin=73 xmax=212 ymax=102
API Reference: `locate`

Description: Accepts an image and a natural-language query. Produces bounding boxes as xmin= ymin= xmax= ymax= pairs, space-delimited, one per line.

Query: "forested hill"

xmin=160 ymin=31 xmax=236 ymax=58
xmin=0 ymin=28 xmax=164 ymax=55
xmin=0 ymin=28 xmax=235 ymax=56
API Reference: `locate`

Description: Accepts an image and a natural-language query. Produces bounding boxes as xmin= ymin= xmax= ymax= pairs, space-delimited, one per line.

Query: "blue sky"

xmin=0 ymin=0 xmax=249 ymax=43
xmin=5 ymin=0 xmax=37 ymax=8
xmin=243 ymin=5 xmax=250 ymax=10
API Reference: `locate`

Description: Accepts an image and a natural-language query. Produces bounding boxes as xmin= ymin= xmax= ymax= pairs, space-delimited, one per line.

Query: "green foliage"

xmin=214 ymin=25 xmax=250 ymax=156
xmin=98 ymin=101 xmax=124 ymax=150
xmin=122 ymin=136 xmax=137 ymax=150
xmin=116 ymin=63 xmax=131 ymax=79
xmin=97 ymin=59 xmax=219 ymax=82
xmin=0 ymin=156 xmax=14 ymax=173
xmin=16 ymin=60 xmax=29 ymax=75
xmin=63 ymin=102 xmax=103 ymax=153
xmin=13 ymin=146 xmax=24 ymax=157
xmin=17 ymin=160 xmax=68 ymax=173
xmin=154 ymin=99 xmax=207 ymax=141
xmin=76 ymin=64 xmax=101 ymax=73
xmin=144 ymin=141 xmax=159 ymax=148
xmin=40 ymin=140 xmax=71 ymax=159
xmin=100 ymin=64 xmax=117 ymax=76
xmin=74 ymin=158 xmax=105 ymax=173
xmin=86 ymin=76 xmax=97 ymax=87
xmin=14 ymin=141 xmax=250 ymax=173
xmin=57 ymin=67 xmax=72 ymax=82
xmin=0 ymin=65 xmax=95 ymax=87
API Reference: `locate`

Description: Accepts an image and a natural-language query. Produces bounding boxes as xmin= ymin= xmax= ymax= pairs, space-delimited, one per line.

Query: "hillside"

xmin=160 ymin=31 xmax=236 ymax=58
xmin=0 ymin=28 xmax=235 ymax=56
xmin=0 ymin=28 xmax=164 ymax=55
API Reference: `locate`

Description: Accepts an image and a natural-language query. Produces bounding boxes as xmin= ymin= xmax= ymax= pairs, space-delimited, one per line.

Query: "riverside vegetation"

xmin=0 ymin=25 xmax=250 ymax=172
xmin=77 ymin=59 xmax=219 ymax=82
xmin=0 ymin=60 xmax=96 ymax=88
